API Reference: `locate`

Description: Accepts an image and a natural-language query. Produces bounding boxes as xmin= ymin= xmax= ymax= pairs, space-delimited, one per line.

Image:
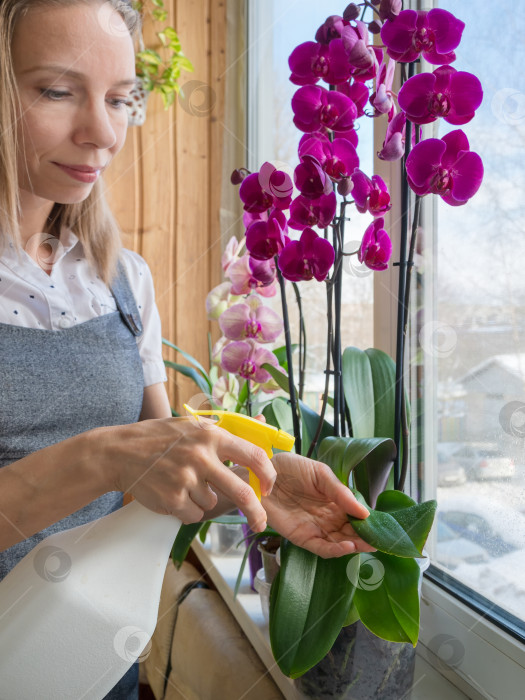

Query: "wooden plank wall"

xmin=105 ymin=0 xmax=227 ymax=411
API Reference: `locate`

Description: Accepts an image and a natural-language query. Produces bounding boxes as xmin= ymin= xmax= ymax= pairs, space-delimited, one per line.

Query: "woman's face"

xmin=12 ymin=1 xmax=136 ymax=206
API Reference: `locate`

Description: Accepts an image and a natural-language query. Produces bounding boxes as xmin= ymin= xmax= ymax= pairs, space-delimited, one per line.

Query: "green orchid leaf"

xmin=171 ymin=522 xmax=203 ymax=568
xmin=353 ymin=552 xmax=421 ymax=645
xmin=364 ymin=348 xmax=397 ymax=441
xmin=299 ymin=400 xmax=332 ymax=459
xmin=348 ymin=490 xmax=422 ymax=558
xmin=342 ymin=601 xmax=360 ymax=627
xmin=270 ymin=541 xmax=356 ymax=678
xmin=261 ymin=363 xmax=292 ymax=394
xmin=375 ymin=492 xmax=437 ymax=553
xmin=198 ymin=520 xmax=212 ymax=543
xmin=163 ymin=361 xmax=211 ymax=395
xmin=317 ymin=436 xmax=396 ymax=507
xmin=262 ymin=398 xmax=295 ymax=442
xmin=317 ymin=437 xmax=348 ymax=483
xmin=375 ymin=490 xmax=416 ymax=511
xmin=162 ymin=338 xmax=210 ymax=380
xmin=270 ymin=344 xmax=298 ymax=371
xmin=342 ymin=347 xmax=375 ymax=438
xmin=233 ymin=380 xmax=249 ymax=413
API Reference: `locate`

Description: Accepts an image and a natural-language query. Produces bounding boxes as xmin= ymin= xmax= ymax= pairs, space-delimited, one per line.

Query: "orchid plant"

xmin=170 ymin=0 xmax=483 ymax=679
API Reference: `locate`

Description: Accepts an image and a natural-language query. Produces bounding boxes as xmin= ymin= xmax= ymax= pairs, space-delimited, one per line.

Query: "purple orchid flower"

xmin=341 ymin=20 xmax=373 ymax=71
xmin=258 ymin=162 xmax=293 ymax=209
xmin=219 ymin=295 xmax=283 ymax=343
xmin=291 ymin=85 xmax=357 ymax=133
xmin=369 ymin=56 xmax=396 ymax=118
xmin=288 ymin=39 xmax=351 ymax=86
xmin=358 ymin=218 xmax=392 ymax=271
xmin=288 ymin=192 xmax=337 ymax=230
xmin=228 ymin=254 xmax=278 ymax=296
xmin=378 ymin=112 xmax=406 ymax=161
xmin=398 ymin=65 xmax=483 ymax=126
xmin=221 ymin=339 xmax=280 ymax=384
xmin=381 ymin=8 xmax=465 ymax=64
xmin=338 ymin=80 xmax=369 ymax=118
xmin=298 ymin=132 xmax=359 ymax=183
xmin=315 ymin=15 xmax=346 ymax=44
xmin=405 ymin=129 xmax=483 ymax=206
xmin=239 ymin=167 xmax=292 ymax=214
xmin=278 ymin=227 xmax=335 ymax=282
xmin=350 ymin=170 xmax=392 ymax=216
xmin=245 ymin=209 xmax=289 ymax=261
xmin=294 ymin=155 xmax=334 ymax=199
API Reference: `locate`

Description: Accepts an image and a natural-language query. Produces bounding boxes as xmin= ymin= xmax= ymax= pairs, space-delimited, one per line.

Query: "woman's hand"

xmin=94 ymin=417 xmax=276 ymax=533
xmin=263 ymin=452 xmax=376 ymax=558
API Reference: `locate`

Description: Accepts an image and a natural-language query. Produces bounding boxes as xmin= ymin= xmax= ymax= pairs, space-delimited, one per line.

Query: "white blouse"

xmin=0 ymin=228 xmax=167 ymax=387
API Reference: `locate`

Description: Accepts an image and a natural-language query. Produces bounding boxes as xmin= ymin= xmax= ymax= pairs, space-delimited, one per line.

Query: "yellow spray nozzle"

xmin=183 ymin=404 xmax=295 ymax=500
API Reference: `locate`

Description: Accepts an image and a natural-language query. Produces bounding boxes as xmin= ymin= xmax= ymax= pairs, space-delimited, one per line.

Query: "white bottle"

xmin=0 ymin=500 xmax=181 ymax=700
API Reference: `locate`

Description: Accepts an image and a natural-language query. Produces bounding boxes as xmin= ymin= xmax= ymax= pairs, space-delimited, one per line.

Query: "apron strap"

xmin=109 ymin=259 xmax=144 ymax=337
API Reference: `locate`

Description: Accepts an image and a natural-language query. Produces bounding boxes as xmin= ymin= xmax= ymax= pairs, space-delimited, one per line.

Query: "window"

xmin=246 ymin=0 xmax=525 ymax=695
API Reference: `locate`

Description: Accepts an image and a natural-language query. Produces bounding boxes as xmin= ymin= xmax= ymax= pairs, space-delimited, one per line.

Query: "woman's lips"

xmin=54 ymin=162 xmax=103 ymax=183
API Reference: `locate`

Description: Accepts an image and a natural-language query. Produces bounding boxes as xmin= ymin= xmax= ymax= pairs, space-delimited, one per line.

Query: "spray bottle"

xmin=0 ymin=410 xmax=294 ymax=700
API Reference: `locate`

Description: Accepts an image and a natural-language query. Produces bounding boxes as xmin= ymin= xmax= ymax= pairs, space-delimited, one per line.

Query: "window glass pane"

xmin=423 ymin=0 xmax=525 ymax=624
xmin=249 ymin=2 xmax=374 ymax=413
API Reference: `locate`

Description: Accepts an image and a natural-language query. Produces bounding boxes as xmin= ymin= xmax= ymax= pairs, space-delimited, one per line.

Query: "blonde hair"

xmin=0 ymin=0 xmax=140 ymax=284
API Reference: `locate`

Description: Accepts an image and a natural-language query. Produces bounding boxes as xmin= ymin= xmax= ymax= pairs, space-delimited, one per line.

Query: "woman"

xmin=0 ymin=1 xmax=373 ymax=697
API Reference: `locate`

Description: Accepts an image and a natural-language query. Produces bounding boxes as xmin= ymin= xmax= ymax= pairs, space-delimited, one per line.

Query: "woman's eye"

xmin=39 ymin=88 xmax=71 ymax=101
xmin=108 ymin=97 xmax=131 ymax=109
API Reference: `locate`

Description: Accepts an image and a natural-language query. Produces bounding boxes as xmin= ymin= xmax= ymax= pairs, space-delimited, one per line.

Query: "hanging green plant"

xmin=130 ymin=0 xmax=193 ymax=118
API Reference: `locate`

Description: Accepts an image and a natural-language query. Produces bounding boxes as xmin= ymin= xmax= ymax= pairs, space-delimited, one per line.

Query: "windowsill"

xmin=192 ymin=537 xmax=470 ymax=700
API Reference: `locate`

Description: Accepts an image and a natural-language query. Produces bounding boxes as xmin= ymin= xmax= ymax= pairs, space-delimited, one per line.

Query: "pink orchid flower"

xmin=221 ymin=339 xmax=279 ymax=383
xmin=219 ymin=295 xmax=283 ymax=343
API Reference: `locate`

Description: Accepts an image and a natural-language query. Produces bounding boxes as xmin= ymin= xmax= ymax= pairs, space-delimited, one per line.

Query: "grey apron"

xmin=0 ymin=260 xmax=146 ymax=699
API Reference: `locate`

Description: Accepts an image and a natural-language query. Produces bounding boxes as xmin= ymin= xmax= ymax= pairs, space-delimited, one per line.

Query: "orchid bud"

xmin=342 ymin=3 xmax=360 ymax=21
xmin=231 ymin=168 xmax=249 ymax=185
xmin=370 ymin=0 xmax=380 ymax=5
xmin=368 ymin=19 xmax=383 ymax=34
xmin=337 ymin=177 xmax=354 ymax=197
xmin=379 ymin=0 xmax=402 ymax=22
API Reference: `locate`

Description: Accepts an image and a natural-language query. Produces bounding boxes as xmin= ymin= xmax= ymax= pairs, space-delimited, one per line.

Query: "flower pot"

xmin=257 ymin=535 xmax=281 ymax=583
xmin=254 ymin=567 xmax=272 ymax=621
xmin=127 ymin=78 xmax=150 ymax=127
xmin=295 ymin=553 xmax=430 ymax=699
xmin=295 ymin=620 xmax=417 ymax=700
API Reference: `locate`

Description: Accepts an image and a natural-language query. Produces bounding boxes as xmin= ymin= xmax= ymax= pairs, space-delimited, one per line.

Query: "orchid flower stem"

xmin=307 ymin=283 xmax=333 ymax=458
xmin=276 ymin=264 xmax=301 ymax=454
xmin=246 ymin=379 xmax=252 ymax=417
xmin=398 ymin=193 xmax=422 ymax=491
xmin=292 ymin=282 xmax=306 ymax=401
xmin=333 ymin=203 xmax=346 ymax=437
xmin=394 ymin=58 xmax=417 ymax=490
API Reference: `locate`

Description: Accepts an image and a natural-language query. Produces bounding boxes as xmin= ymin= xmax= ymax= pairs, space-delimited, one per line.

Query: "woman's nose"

xmin=73 ymin=98 xmax=119 ymax=150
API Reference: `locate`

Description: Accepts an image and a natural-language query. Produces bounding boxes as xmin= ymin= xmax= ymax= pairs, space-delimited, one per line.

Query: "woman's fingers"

xmin=214 ymin=428 xmax=277 ymax=497
xmin=205 ymin=457 xmax=268 ymax=532
xmin=189 ymin=482 xmax=218 ymax=512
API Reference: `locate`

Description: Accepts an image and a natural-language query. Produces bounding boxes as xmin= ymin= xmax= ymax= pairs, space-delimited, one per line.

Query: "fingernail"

xmin=256 ymin=521 xmax=267 ymax=533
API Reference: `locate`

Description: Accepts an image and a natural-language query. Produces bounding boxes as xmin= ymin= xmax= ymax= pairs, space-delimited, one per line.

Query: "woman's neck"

xmin=18 ymin=191 xmax=56 ymax=246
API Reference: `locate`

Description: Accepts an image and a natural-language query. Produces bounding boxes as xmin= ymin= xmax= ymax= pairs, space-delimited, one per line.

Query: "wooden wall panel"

xmin=106 ymin=0 xmax=227 ymax=411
